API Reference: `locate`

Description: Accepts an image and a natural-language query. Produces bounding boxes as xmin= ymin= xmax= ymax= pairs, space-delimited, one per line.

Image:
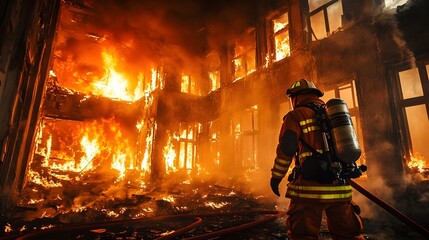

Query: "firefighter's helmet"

xmin=286 ymin=79 xmax=324 ymax=97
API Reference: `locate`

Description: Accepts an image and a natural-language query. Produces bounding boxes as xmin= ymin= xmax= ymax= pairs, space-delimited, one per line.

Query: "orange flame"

xmin=31 ymin=118 xmax=142 ymax=185
xmin=408 ymin=153 xmax=426 ymax=172
xmin=90 ymin=49 xmax=143 ymax=101
xmin=163 ymin=131 xmax=177 ymax=173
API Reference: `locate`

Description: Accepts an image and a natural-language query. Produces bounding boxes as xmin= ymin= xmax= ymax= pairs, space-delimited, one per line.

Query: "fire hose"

xmin=7 ymin=181 xmax=429 ymax=239
xmin=5 ymin=210 xmax=285 ymax=240
xmin=349 ymin=179 xmax=429 ymax=238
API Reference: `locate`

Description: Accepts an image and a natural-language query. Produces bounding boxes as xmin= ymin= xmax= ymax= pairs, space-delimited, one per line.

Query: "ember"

xmin=2 ymin=0 xmax=429 ymax=239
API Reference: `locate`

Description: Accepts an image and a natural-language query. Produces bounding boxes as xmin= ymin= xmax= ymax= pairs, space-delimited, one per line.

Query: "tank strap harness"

xmin=288 ymin=100 xmax=367 ymax=185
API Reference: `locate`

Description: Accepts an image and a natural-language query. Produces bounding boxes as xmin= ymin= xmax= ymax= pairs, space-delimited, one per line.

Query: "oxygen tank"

xmin=325 ymin=98 xmax=361 ymax=163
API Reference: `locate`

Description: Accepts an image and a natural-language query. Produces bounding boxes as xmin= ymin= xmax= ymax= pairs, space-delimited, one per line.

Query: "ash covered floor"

xmin=1 ymin=156 xmax=429 ymax=239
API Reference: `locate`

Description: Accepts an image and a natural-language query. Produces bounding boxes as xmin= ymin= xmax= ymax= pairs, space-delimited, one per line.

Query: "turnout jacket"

xmin=271 ymin=94 xmax=353 ymax=202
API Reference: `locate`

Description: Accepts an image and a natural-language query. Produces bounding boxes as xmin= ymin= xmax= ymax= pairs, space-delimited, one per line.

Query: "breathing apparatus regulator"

xmin=286 ymin=79 xmax=367 ymax=184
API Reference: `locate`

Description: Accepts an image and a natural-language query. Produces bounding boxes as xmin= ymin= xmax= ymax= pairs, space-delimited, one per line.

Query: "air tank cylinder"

xmin=325 ymin=98 xmax=361 ymax=163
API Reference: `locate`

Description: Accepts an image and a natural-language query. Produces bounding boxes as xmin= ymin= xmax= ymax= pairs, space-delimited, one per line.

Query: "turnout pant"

xmin=286 ymin=199 xmax=364 ymax=240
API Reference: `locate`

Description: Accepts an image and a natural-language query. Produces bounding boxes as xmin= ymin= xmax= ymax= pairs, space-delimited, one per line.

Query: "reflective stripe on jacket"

xmin=278 ymin=95 xmax=353 ymax=202
xmin=285 ymin=180 xmax=353 ymax=202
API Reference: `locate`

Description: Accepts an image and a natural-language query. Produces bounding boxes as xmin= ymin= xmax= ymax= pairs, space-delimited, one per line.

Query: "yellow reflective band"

xmin=302 ymin=126 xmax=320 ymax=133
xmin=299 ymin=119 xmax=316 ymax=126
xmin=274 ymin=164 xmax=289 ymax=171
xmin=299 ymin=150 xmax=323 ymax=158
xmin=272 ymin=171 xmax=285 ymax=178
xmin=300 ymin=152 xmax=312 ymax=158
xmin=287 ymin=190 xmax=352 ymax=199
xmin=275 ymin=158 xmax=291 ymax=165
xmin=288 ymin=184 xmax=352 ymax=191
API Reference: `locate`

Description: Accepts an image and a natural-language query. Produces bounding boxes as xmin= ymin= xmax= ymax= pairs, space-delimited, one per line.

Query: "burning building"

xmin=0 ymin=0 xmax=429 ymax=239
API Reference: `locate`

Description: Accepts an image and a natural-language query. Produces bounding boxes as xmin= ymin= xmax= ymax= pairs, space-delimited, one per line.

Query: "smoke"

xmin=384 ymin=0 xmax=408 ymax=10
xmin=56 ymin=0 xmax=262 ymax=80
xmin=373 ymin=0 xmax=417 ymax=67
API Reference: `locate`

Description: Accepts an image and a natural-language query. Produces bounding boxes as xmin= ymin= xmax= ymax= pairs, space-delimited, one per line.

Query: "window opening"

xmin=233 ymin=29 xmax=256 ymax=81
xmin=232 ymin=105 xmax=259 ymax=169
xmin=181 ymin=73 xmax=201 ymax=96
xmin=207 ymin=52 xmax=221 ymax=92
xmin=208 ymin=120 xmax=221 ymax=166
xmin=272 ymin=11 xmax=290 ymax=61
xmin=394 ymin=63 xmax=429 ymax=172
xmin=308 ymin=0 xmax=343 ymax=41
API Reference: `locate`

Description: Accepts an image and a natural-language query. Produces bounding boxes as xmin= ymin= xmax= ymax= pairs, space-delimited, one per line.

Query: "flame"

xmin=234 ymin=123 xmax=241 ymax=137
xmin=272 ymin=12 xmax=290 ymax=61
xmin=163 ymin=131 xmax=177 ymax=173
xmin=28 ymin=169 xmax=62 ymax=188
xmin=4 ymin=223 xmax=12 ymax=233
xmin=162 ymin=195 xmax=175 ymax=203
xmin=233 ymin=58 xmax=245 ymax=80
xmin=209 ymin=70 xmax=220 ymax=91
xmin=181 ymin=74 xmax=190 ymax=93
xmin=205 ymin=201 xmax=230 ymax=209
xmin=52 ymin=48 xmax=148 ymax=102
xmin=136 ymin=119 xmax=144 ymax=132
xmin=49 ymin=70 xmax=57 ymax=77
xmin=89 ymin=49 xmax=137 ymax=101
xmin=408 ymin=153 xmax=426 ymax=172
xmin=79 ymin=134 xmax=99 ymax=171
xmin=273 ymin=17 xmax=288 ymax=33
xmin=140 ymin=123 xmax=154 ymax=172
xmin=40 ymin=225 xmax=55 ymax=230
xmin=31 ymin=118 xmax=142 ymax=186
xmin=275 ymin=32 xmax=290 ymax=61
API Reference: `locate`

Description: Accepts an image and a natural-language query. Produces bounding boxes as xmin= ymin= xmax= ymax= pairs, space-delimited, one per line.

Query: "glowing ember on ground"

xmin=40 ymin=225 xmax=55 ymax=230
xmin=4 ymin=224 xmax=12 ymax=233
xmin=162 ymin=196 xmax=175 ymax=203
xmin=205 ymin=201 xmax=230 ymax=209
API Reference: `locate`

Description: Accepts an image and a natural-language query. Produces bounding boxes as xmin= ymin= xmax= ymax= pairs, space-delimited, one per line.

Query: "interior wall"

xmin=0 ymin=0 xmax=61 ymax=215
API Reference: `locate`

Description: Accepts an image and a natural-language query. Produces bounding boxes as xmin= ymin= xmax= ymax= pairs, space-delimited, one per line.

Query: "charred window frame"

xmin=390 ymin=62 xmax=429 ymax=168
xmin=231 ymin=105 xmax=259 ymax=169
xmin=207 ymin=52 xmax=221 ymax=92
xmin=270 ymin=11 xmax=291 ymax=62
xmin=176 ymin=122 xmax=200 ymax=170
xmin=181 ymin=73 xmax=201 ymax=96
xmin=232 ymin=29 xmax=256 ymax=81
xmin=208 ymin=120 xmax=221 ymax=166
xmin=150 ymin=66 xmax=165 ymax=91
xmin=308 ymin=0 xmax=343 ymax=41
xmin=321 ymin=80 xmax=366 ymax=167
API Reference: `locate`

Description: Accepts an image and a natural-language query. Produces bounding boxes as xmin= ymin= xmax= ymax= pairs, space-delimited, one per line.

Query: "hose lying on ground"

xmin=4 ymin=209 xmax=285 ymax=240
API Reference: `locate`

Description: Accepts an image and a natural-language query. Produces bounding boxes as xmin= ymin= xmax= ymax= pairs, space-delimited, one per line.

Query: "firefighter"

xmin=270 ymin=79 xmax=365 ymax=240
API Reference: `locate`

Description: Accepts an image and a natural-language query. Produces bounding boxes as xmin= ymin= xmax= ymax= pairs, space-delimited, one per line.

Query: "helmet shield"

xmin=286 ymin=79 xmax=324 ymax=97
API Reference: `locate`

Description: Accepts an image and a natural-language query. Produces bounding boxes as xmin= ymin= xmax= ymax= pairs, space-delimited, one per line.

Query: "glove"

xmin=270 ymin=177 xmax=282 ymax=196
